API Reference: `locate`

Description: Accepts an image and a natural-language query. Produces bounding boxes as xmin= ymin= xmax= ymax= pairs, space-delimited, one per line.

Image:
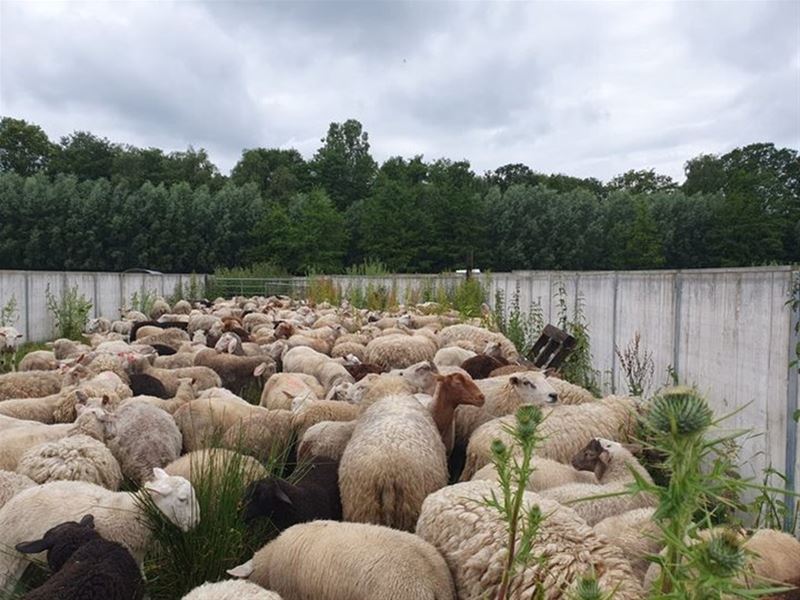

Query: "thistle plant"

xmin=480 ymin=405 xmax=546 ymax=600
xmin=635 ymin=387 xmax=781 ymax=598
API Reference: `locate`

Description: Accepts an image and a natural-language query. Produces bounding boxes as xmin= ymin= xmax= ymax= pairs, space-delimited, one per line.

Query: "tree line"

xmin=0 ymin=116 xmax=797 ymax=274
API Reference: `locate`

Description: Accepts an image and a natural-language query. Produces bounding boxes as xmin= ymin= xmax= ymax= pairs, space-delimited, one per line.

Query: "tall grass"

xmin=129 ymin=289 xmax=157 ymax=316
xmin=138 ymin=449 xmax=274 ymax=599
xmin=45 ymin=284 xmax=92 ymax=340
xmin=488 ymin=285 xmax=544 ymax=357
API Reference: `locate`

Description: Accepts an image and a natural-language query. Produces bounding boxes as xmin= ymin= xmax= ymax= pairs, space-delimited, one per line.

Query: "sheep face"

xmin=436 ymin=372 xmax=485 ymax=408
xmin=509 ymin=372 xmax=558 ymax=405
xmin=570 ymin=437 xmax=625 ymax=480
xmin=396 ymin=361 xmax=438 ymax=394
xmin=241 ymin=478 xmax=293 ymax=524
xmin=0 ymin=326 xmax=23 ymax=352
xmin=16 ymin=514 xmax=98 ymax=572
xmin=144 ymin=468 xmax=200 ymax=532
xmin=482 ymin=341 xmax=503 ymax=358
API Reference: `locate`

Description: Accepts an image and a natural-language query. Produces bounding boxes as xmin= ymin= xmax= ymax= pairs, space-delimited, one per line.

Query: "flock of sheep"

xmin=0 ymin=294 xmax=797 ymax=599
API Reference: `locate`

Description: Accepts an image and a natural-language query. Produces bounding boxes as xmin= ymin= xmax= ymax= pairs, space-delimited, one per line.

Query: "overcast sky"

xmin=1 ymin=0 xmax=798 ymax=182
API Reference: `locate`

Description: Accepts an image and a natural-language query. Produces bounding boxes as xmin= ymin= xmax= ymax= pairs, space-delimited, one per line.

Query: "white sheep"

xmin=471 ymin=455 xmax=597 ymax=491
xmin=182 ymin=580 xmax=283 ymax=599
xmin=0 ymin=470 xmax=35 ymax=510
xmin=0 ymin=369 xmax=67 ymax=400
xmin=281 ymin=346 xmax=353 ymax=392
xmin=297 ymin=420 xmax=357 ymax=461
xmin=455 ymin=371 xmax=558 ymax=452
xmin=174 ymin=396 xmax=267 ymax=451
xmin=260 ymin=372 xmax=323 ymax=410
xmin=438 ymin=323 xmax=519 ymax=362
xmin=433 ymin=345 xmax=476 ymax=368
xmin=593 ymin=507 xmax=660 ymax=581
xmin=549 ymin=377 xmax=596 ymax=404
xmin=165 ymin=448 xmax=269 ymax=487
xmin=415 ymin=480 xmax=644 ymax=600
xmin=16 ymin=407 xmax=123 ymax=490
xmin=101 ymin=401 xmax=183 ymax=485
xmin=16 ymin=350 xmax=59 ymax=372
xmin=540 ymin=438 xmax=657 ymax=525
xmin=0 ymin=468 xmax=199 ymax=591
xmin=461 ymin=394 xmax=639 ymax=480
xmin=228 ymin=520 xmax=455 ymax=600
xmin=364 ymin=333 xmax=437 ymax=370
xmin=339 ymin=394 xmax=448 ymax=531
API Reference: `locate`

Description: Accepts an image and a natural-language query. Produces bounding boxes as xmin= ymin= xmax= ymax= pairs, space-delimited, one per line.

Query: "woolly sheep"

xmin=438 ymin=323 xmax=520 ymax=362
xmin=643 ymin=527 xmax=800 ymax=594
xmin=330 ymin=341 xmax=366 ymax=362
xmin=17 ymin=432 xmax=123 ymax=490
xmin=282 ymin=346 xmax=353 ymax=392
xmin=461 ymin=394 xmax=639 ymax=480
xmin=260 ymin=373 xmax=323 ymax=410
xmin=221 ymin=410 xmax=294 ymax=462
xmin=0 ymin=370 xmax=66 ymax=401
xmin=17 ymin=350 xmax=58 ymax=372
xmin=127 ymin=355 xmax=222 ymax=396
xmin=228 ymin=520 xmax=455 ymax=600
xmin=0 ymin=470 xmax=35 ymax=510
xmin=297 ymin=420 xmax=356 ymax=461
xmin=165 ymin=448 xmax=268 ymax=487
xmin=0 ymin=408 xmax=105 ymax=472
xmin=242 ymin=456 xmax=341 ymax=532
xmin=85 ymin=317 xmax=112 ymax=334
xmin=174 ymin=397 xmax=267 ymax=451
xmin=0 ymin=326 xmax=23 ymax=354
xmin=124 ymin=377 xmax=196 ymax=415
xmin=433 ymin=346 xmax=476 ymax=368
xmin=454 ymin=372 xmax=558 ymax=452
xmin=540 ymin=438 xmax=657 ymax=525
xmin=415 ymin=480 xmax=644 ymax=600
xmin=550 ymin=377 xmax=596 ymax=405
xmin=101 ymin=401 xmax=183 ymax=485
xmin=593 ymin=507 xmax=660 ymax=582
xmin=365 ymin=334 xmax=437 ymax=370
xmin=291 ymin=399 xmax=360 ymax=441
xmin=14 ymin=514 xmax=144 ymax=600
xmin=149 ymin=298 xmax=171 ymax=320
xmin=0 ymin=468 xmax=199 ymax=590
xmin=471 ymin=456 xmax=597 ymax=491
xmin=182 ymin=580 xmax=283 ymax=600
xmin=339 ymin=394 xmax=448 ymax=531
xmin=194 ymin=348 xmax=275 ymax=394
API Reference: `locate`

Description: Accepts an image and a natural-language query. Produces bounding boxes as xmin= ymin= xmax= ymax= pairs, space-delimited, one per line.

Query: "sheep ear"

xmin=75 ymin=390 xmax=89 ymax=404
xmin=509 ymin=376 xmax=520 ymax=385
xmin=275 ymin=486 xmax=293 ymax=505
xmin=153 ymin=467 xmax=169 ymax=480
xmin=101 ymin=394 xmax=111 ymax=407
xmin=253 ymin=363 xmax=268 ymax=377
xmin=227 ymin=559 xmax=254 ymax=579
xmin=593 ymin=455 xmax=609 ymax=480
xmin=16 ymin=538 xmax=50 ymax=554
xmin=79 ymin=514 xmax=95 ymax=528
xmin=622 ymin=443 xmax=643 ymax=455
xmin=144 ymin=478 xmax=171 ymax=496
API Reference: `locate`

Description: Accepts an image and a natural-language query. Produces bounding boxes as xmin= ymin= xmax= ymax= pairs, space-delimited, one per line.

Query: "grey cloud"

xmin=0 ymin=0 xmax=797 ymax=180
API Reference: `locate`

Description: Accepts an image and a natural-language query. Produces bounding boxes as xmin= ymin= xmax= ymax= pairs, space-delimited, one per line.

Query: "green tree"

xmin=250 ymin=189 xmax=346 ymax=274
xmin=485 ymin=163 xmax=544 ymax=192
xmin=602 ymin=192 xmax=665 ymax=269
xmin=161 ymin=147 xmax=224 ymax=191
xmin=111 ymin=145 xmax=167 ymax=189
xmin=607 ymin=169 xmax=678 ymax=194
xmin=230 ymin=148 xmax=308 ymax=201
xmin=49 ymin=131 xmax=118 ymax=181
xmin=311 ymin=119 xmax=377 ymax=211
xmin=0 ymin=117 xmax=54 ymax=176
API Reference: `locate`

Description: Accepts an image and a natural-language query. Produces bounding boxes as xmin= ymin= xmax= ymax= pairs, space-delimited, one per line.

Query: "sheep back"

xmin=17 ymin=435 xmax=123 ymax=490
xmin=339 ymin=395 xmax=447 ymax=531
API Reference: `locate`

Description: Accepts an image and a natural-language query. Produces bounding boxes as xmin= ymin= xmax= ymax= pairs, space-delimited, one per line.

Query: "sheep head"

xmin=508 ymin=372 xmax=558 ymax=406
xmin=143 ymin=468 xmax=200 ymax=533
xmin=16 ymin=514 xmax=98 ymax=572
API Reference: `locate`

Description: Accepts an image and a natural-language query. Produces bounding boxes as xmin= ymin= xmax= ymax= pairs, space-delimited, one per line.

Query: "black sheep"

xmin=15 ymin=514 xmax=144 ymax=600
xmin=242 ymin=456 xmax=342 ymax=532
xmin=129 ymin=319 xmax=187 ymax=342
xmin=129 ymin=372 xmax=170 ymax=398
xmin=461 ymin=354 xmax=508 ymax=380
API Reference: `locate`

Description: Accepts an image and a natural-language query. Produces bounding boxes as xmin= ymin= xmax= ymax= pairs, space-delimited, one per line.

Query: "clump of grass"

xmin=0 ymin=295 xmax=18 ymax=327
xmin=129 ymin=289 xmax=157 ymax=316
xmin=138 ymin=449 xmax=273 ymax=599
xmin=615 ymin=330 xmax=655 ymax=397
xmin=488 ymin=285 xmax=544 ymax=357
xmin=452 ymin=276 xmax=488 ymax=319
xmin=307 ymin=275 xmax=341 ymax=305
xmin=555 ymin=281 xmax=600 ymax=395
xmin=478 ymin=405 xmax=546 ymax=600
xmin=45 ymin=284 xmax=92 ymax=341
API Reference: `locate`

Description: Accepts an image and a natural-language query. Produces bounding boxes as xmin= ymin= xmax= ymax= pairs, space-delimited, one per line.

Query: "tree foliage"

xmin=0 ymin=114 xmax=796 ymax=274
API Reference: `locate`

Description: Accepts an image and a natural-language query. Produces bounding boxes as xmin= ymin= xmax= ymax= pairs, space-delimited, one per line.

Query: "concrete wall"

xmin=0 ymin=270 xmax=200 ymax=342
xmin=327 ymin=266 xmax=800 ymax=515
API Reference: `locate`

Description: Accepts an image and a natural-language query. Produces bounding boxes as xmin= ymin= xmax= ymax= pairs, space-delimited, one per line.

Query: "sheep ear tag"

xmin=16 ymin=538 xmax=50 ymax=554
